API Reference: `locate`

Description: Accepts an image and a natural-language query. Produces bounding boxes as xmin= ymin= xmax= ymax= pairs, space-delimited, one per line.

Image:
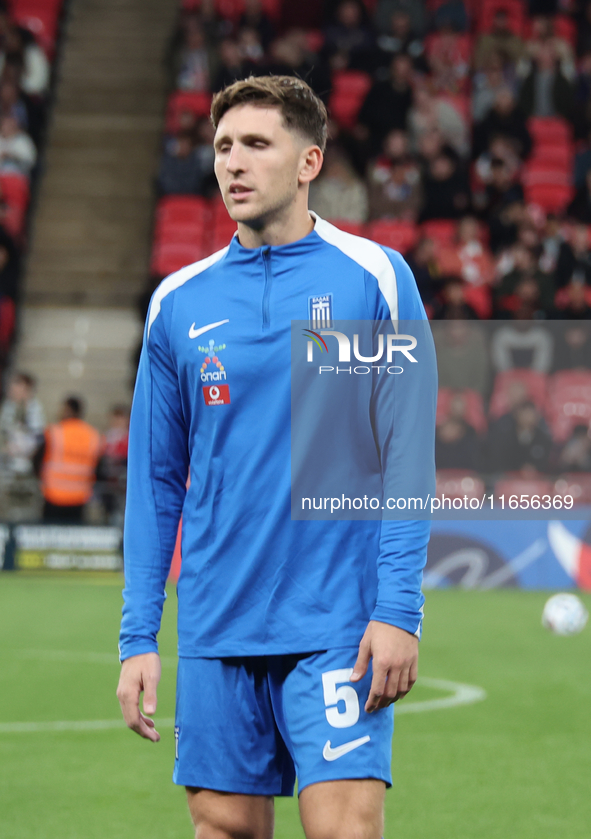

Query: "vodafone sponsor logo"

xmin=203 ymin=384 xmax=231 ymax=406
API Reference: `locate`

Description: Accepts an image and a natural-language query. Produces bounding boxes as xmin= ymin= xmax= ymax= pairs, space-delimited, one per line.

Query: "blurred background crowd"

xmin=1 ymin=0 xmax=591 ymax=523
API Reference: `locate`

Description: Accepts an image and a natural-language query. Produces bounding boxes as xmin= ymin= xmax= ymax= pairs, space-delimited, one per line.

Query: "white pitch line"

xmin=396 ymin=677 xmax=486 ymax=714
xmin=0 ymin=678 xmax=485 ymax=734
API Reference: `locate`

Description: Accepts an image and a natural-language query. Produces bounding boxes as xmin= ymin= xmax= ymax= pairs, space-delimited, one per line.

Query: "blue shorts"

xmin=173 ymin=648 xmax=394 ymax=796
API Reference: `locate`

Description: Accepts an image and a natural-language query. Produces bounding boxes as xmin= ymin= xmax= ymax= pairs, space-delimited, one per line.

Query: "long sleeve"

xmin=368 ymin=250 xmax=437 ymax=638
xmin=119 ymin=300 xmax=189 ymax=661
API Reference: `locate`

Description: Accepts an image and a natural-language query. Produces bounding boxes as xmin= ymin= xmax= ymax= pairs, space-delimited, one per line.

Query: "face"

xmin=214 ymin=104 xmax=318 ymax=227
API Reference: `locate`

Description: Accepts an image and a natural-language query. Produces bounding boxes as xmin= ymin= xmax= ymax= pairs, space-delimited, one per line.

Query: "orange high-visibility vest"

xmin=41 ymin=418 xmax=102 ymax=506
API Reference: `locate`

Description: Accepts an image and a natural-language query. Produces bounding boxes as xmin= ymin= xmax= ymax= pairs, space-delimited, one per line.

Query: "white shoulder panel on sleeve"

xmin=312 ymin=214 xmax=398 ymax=323
xmin=147 ymin=245 xmax=229 ymax=337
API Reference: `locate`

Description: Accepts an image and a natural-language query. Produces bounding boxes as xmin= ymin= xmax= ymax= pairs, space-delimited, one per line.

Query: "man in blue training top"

xmin=117 ymin=75 xmax=436 ymax=839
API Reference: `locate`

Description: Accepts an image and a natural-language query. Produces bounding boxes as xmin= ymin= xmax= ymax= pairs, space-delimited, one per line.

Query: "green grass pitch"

xmin=1 ymin=573 xmax=590 ymax=838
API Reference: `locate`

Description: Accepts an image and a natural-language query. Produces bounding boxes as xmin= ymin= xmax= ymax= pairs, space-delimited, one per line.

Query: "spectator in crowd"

xmin=357 ymin=53 xmax=414 ymax=154
xmin=472 ymin=52 xmax=514 ymax=122
xmin=479 ymin=158 xmax=524 ymax=227
xmin=176 ymin=19 xmax=214 ymax=92
xmin=34 ymin=396 xmax=102 ymax=524
xmin=435 ymin=413 xmax=479 ymax=470
xmin=322 ymin=0 xmax=375 ymax=72
xmin=555 ymin=280 xmax=591 ymax=318
xmin=518 ymin=42 xmax=574 ymax=119
xmin=97 ymin=404 xmax=129 ymax=524
xmin=491 ymin=322 xmax=554 ymax=372
xmin=212 ymin=38 xmax=254 ymax=91
xmin=523 ymin=15 xmax=575 ymax=78
xmin=0 ymin=371 xmax=44 ymax=479
xmin=408 ymin=82 xmax=469 ymax=158
xmin=2 ymin=25 xmax=50 ymax=97
xmin=494 ymin=275 xmax=551 ymax=319
xmin=367 ymin=144 xmax=421 ymax=221
xmin=427 ymin=21 xmax=471 ymax=95
xmin=487 ymin=400 xmax=553 ymax=473
xmin=309 ymin=145 xmax=368 ymax=222
xmin=558 ymin=424 xmax=591 ymax=472
xmin=538 ymin=213 xmax=563 ymax=275
xmin=0 ymin=218 xmax=20 ymax=300
xmin=431 ymin=277 xmax=479 ymax=318
xmin=473 ymin=87 xmax=532 ymax=161
xmin=0 ymin=114 xmax=36 ymax=174
xmin=419 ymin=151 xmax=470 ymax=221
xmin=157 ymin=131 xmax=211 ymax=196
xmin=374 ymin=0 xmax=427 ymax=38
xmin=437 ymin=215 xmax=496 ymax=287
xmin=555 ymin=222 xmax=591 ymax=286
xmin=474 ymin=9 xmax=525 ymax=71
xmin=405 ymin=235 xmax=438 ymax=305
xmin=239 ymin=0 xmax=275 ymax=51
xmin=494 ymin=243 xmax=555 ymax=313
xmin=237 ymin=27 xmax=265 ymax=65
xmin=375 ymin=9 xmax=427 ymax=73
xmin=553 ymin=323 xmax=591 ymax=369
xmin=567 ymin=169 xmax=591 ymax=224
xmin=433 ymin=320 xmax=490 ymax=395
xmin=265 ymin=30 xmax=332 ymax=102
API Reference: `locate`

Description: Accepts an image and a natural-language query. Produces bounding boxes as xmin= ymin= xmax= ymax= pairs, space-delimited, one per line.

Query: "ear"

xmin=298 ymin=145 xmax=323 ymax=185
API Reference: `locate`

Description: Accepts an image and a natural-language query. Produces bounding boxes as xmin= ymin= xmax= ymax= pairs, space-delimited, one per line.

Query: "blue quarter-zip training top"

xmin=119 ymin=214 xmax=437 ymax=661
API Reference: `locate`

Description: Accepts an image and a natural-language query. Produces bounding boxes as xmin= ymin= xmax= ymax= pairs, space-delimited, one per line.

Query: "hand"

xmin=350 ymin=621 xmax=418 ymax=713
xmin=116 ymin=652 xmax=161 ymax=741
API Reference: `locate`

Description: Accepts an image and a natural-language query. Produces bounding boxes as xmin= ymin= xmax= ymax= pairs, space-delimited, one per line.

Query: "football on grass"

xmin=542 ymin=593 xmax=589 ymax=636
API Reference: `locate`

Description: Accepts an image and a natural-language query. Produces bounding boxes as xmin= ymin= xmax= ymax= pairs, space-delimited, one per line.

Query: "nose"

xmin=226 ymin=143 xmax=245 ymax=174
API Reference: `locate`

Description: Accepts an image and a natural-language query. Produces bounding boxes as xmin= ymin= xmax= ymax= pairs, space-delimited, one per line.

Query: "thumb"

xmin=351 ymin=638 xmax=371 ymax=682
xmin=143 ymin=675 xmax=158 ymax=716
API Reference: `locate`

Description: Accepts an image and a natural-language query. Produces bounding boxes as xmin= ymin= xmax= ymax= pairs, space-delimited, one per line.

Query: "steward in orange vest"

xmin=37 ymin=396 xmax=103 ymax=523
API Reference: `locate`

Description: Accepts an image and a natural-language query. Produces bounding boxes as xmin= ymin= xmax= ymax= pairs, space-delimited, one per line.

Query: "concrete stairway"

xmin=14 ymin=0 xmax=178 ymax=426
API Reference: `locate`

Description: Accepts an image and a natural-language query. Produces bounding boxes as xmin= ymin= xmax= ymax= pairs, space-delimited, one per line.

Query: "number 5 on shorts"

xmin=322 ymin=668 xmax=360 ymax=728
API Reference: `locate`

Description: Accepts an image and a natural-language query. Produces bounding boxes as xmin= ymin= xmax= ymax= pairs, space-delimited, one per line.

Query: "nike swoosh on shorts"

xmin=188 ymin=319 xmax=229 ymax=339
xmin=322 ymin=735 xmax=371 ymax=761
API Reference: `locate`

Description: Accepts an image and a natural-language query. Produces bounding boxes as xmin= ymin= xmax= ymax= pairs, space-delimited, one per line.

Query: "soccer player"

xmin=117 ymin=75 xmax=436 ymax=839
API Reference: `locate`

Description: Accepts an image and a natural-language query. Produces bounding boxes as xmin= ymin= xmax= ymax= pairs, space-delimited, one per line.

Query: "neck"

xmin=236 ymin=204 xmax=314 ymax=249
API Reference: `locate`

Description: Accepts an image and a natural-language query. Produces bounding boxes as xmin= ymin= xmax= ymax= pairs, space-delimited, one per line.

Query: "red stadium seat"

xmin=166 ymin=92 xmax=212 ymax=134
xmin=364 ymin=220 xmax=418 ymax=253
xmin=489 ymin=369 xmax=549 ymax=419
xmin=329 ymin=70 xmax=372 ymax=129
xmin=420 ymin=219 xmax=458 ymax=247
xmin=156 ymin=196 xmax=211 ymax=227
xmin=547 ymin=370 xmax=591 ymax=442
xmin=522 ymin=163 xmax=572 ymax=186
xmin=525 ymin=182 xmax=574 ymax=213
xmin=151 ymin=240 xmax=211 ymax=277
xmin=528 ymin=143 xmax=573 ymax=170
xmin=528 ymin=117 xmax=572 ymax=145
xmin=436 ymin=469 xmax=485 ymax=500
xmin=0 ymin=295 xmax=15 ymax=355
xmin=0 ymin=173 xmax=30 ymax=210
xmin=554 ymin=474 xmax=591 ymax=506
xmin=436 ymin=387 xmax=487 ymax=433
xmin=0 ymin=173 xmax=30 ymax=239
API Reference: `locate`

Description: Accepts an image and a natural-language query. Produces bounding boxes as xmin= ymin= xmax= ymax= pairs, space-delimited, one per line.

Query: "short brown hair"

xmin=211 ymin=75 xmax=328 ymax=152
